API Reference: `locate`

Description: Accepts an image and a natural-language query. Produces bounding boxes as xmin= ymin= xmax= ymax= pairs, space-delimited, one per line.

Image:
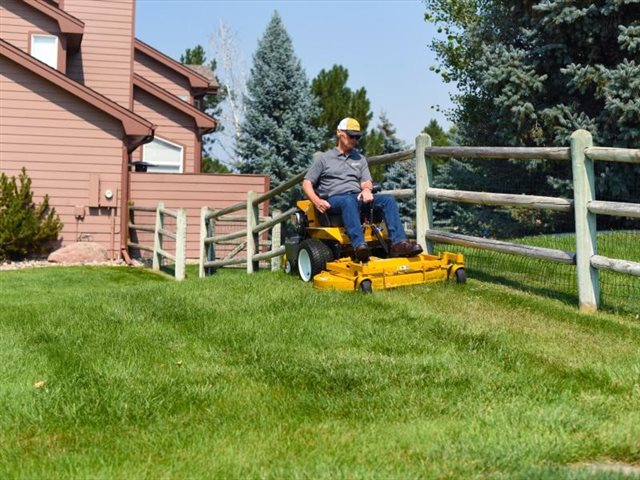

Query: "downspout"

xmin=120 ymin=145 xmax=133 ymax=264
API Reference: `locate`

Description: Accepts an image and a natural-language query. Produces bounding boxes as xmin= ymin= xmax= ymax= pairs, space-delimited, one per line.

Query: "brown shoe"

xmin=390 ymin=240 xmax=423 ymax=258
xmin=354 ymin=244 xmax=370 ymax=262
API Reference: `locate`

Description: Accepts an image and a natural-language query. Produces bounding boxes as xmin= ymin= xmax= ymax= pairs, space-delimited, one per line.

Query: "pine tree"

xmin=180 ymin=45 xmax=228 ymax=173
xmin=425 ymin=0 xmax=640 ymax=235
xmin=0 ymin=168 xmax=62 ymax=261
xmin=310 ymin=65 xmax=374 ymax=152
xmin=236 ymin=12 xmax=323 ymax=210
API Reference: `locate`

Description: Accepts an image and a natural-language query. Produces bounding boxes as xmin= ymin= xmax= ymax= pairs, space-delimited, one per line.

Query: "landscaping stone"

xmin=48 ymin=242 xmax=109 ymax=264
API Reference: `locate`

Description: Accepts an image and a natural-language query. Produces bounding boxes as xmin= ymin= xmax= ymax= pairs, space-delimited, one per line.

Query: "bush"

xmin=0 ymin=168 xmax=63 ymax=261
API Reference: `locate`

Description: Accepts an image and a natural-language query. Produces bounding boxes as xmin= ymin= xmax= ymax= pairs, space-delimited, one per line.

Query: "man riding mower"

xmin=285 ymin=117 xmax=465 ymax=293
xmin=284 ymin=184 xmax=466 ymax=293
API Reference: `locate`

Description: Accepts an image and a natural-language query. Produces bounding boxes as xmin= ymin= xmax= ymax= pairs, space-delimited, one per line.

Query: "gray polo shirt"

xmin=305 ymin=147 xmax=372 ymax=197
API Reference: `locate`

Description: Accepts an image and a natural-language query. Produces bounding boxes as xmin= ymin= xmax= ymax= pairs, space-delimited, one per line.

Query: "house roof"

xmin=21 ymin=0 xmax=84 ymax=51
xmin=0 ymin=39 xmax=155 ymax=151
xmin=134 ymin=38 xmax=219 ymax=95
xmin=133 ymin=73 xmax=217 ymax=134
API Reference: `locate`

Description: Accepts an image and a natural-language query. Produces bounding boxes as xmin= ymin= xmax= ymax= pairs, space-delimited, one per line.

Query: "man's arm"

xmin=302 ymin=179 xmax=331 ymax=213
xmin=359 ymin=179 xmax=374 ymax=203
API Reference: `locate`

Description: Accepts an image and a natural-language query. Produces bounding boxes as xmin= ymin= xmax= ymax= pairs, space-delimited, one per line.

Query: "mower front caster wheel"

xmin=359 ymin=279 xmax=372 ymax=294
xmin=454 ymin=268 xmax=466 ymax=284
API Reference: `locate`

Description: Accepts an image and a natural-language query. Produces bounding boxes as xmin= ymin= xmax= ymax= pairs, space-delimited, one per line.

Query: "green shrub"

xmin=0 ymin=168 xmax=63 ymax=261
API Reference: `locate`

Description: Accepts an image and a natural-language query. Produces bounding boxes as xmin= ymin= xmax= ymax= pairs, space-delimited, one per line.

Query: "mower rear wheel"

xmin=454 ymin=268 xmax=467 ymax=284
xmin=297 ymin=239 xmax=333 ymax=282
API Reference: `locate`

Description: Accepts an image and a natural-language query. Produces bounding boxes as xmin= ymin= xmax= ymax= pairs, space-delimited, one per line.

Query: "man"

xmin=302 ymin=117 xmax=422 ymax=262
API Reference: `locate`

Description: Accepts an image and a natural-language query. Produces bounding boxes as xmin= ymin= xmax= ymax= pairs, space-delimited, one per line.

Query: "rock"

xmin=48 ymin=242 xmax=109 ymax=264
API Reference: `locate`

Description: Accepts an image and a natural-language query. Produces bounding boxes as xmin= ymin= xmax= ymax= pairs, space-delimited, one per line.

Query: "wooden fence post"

xmin=246 ymin=191 xmax=259 ymax=273
xmin=415 ymin=133 xmax=433 ymax=253
xmin=271 ymin=209 xmax=282 ymax=272
xmin=175 ymin=208 xmax=187 ymax=281
xmin=571 ymin=129 xmax=599 ymax=312
xmin=199 ymin=207 xmax=207 ymax=278
xmin=152 ymin=202 xmax=164 ymax=272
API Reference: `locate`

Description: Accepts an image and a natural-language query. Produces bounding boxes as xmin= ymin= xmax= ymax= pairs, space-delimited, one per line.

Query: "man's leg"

xmin=327 ymin=193 xmax=365 ymax=246
xmin=327 ymin=193 xmax=369 ymax=261
xmin=372 ymin=194 xmax=406 ymax=244
xmin=373 ymin=194 xmax=422 ymax=257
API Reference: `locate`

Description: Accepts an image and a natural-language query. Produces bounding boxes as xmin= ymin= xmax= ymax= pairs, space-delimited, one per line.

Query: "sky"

xmin=134 ymin=0 xmax=456 ymax=149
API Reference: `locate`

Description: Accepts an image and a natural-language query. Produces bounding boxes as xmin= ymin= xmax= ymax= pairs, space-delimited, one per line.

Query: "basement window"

xmin=143 ymin=137 xmax=184 ymax=173
xmin=31 ymin=34 xmax=59 ymax=69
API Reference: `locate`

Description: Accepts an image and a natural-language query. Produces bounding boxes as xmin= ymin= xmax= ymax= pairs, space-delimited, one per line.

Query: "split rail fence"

xmin=128 ymin=202 xmax=187 ymax=280
xmin=199 ymin=129 xmax=638 ymax=313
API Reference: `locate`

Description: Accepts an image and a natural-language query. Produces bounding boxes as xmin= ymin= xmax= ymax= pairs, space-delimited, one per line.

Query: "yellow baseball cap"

xmin=337 ymin=117 xmax=362 ymax=137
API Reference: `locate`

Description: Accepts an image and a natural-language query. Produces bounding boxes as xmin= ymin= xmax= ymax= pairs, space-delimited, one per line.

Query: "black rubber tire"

xmin=455 ymin=268 xmax=467 ymax=284
xmin=297 ymin=239 xmax=334 ymax=282
xmin=360 ymin=279 xmax=373 ymax=294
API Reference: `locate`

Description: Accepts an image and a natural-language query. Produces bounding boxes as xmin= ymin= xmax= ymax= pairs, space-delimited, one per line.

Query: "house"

xmin=0 ymin=0 xmax=269 ymax=261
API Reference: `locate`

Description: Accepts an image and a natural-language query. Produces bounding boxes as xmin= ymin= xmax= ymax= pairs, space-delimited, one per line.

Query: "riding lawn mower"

xmin=284 ymin=188 xmax=466 ymax=293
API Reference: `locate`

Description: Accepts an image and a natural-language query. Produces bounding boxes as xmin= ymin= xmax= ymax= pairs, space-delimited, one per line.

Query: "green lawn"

xmin=1 ymin=266 xmax=639 ymax=479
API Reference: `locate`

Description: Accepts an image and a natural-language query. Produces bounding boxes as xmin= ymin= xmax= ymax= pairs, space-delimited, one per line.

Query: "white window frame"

xmin=30 ymin=34 xmax=59 ymax=69
xmin=142 ymin=136 xmax=184 ymax=173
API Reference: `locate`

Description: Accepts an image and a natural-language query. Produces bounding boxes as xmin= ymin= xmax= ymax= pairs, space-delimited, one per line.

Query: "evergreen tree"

xmin=0 ymin=168 xmax=62 ymax=261
xmin=180 ymin=45 xmax=228 ymax=172
xmin=310 ymin=65 xmax=374 ymax=151
xmin=237 ymin=12 xmax=323 ymax=210
xmin=425 ymin=0 xmax=640 ymax=235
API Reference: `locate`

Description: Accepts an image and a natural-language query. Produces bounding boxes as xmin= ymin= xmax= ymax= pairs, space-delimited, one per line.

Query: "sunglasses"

xmin=347 ymin=133 xmax=361 ymax=140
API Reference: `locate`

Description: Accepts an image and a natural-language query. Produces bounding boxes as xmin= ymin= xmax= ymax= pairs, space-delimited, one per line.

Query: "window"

xmin=143 ymin=137 xmax=184 ymax=173
xmin=31 ymin=34 xmax=58 ymax=69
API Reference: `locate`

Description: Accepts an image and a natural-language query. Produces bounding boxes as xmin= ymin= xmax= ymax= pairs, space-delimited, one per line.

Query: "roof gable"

xmin=133 ymin=73 xmax=216 ymax=133
xmin=1 ymin=39 xmax=154 ymax=151
xmin=134 ymin=38 xmax=218 ymax=94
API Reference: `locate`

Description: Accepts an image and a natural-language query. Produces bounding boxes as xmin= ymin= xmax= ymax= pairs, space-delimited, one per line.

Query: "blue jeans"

xmin=327 ymin=193 xmax=406 ymax=247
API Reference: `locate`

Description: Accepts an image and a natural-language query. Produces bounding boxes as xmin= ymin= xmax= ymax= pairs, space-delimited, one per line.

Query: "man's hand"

xmin=359 ymin=188 xmax=374 ymax=204
xmin=314 ymin=198 xmax=331 ymax=213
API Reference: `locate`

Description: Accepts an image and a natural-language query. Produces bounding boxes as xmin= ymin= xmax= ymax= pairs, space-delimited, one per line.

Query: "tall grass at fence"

xmin=435 ymin=230 xmax=640 ymax=314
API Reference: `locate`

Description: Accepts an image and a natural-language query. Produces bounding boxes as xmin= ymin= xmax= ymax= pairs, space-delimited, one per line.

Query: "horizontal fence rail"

xmin=425 ymin=231 xmax=576 ymax=264
xmin=424 ymin=146 xmax=570 ymax=161
xmin=426 ymin=187 xmax=574 ymax=212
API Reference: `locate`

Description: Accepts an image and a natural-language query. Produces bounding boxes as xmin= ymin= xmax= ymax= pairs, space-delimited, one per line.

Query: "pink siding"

xmin=131 ymin=88 xmax=197 ymax=173
xmin=134 ymin=49 xmax=191 ymax=100
xmin=64 ymin=0 xmax=134 ymax=109
xmin=0 ymin=58 xmax=125 ymax=257
xmin=129 ymin=173 xmax=270 ymax=259
xmin=0 ymin=0 xmax=61 ymax=56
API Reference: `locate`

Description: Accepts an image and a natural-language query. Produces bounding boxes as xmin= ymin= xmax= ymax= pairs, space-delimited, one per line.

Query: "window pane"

xmin=31 ymin=35 xmax=58 ymax=69
xmin=143 ymin=137 xmax=183 ymax=173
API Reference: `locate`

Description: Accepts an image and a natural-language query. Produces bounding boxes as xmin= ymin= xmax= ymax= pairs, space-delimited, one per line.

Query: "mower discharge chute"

xmin=284 ymin=190 xmax=466 ymax=293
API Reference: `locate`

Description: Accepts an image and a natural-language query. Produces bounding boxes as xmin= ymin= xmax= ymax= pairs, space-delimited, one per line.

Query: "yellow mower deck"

xmin=313 ymin=251 xmax=465 ymax=292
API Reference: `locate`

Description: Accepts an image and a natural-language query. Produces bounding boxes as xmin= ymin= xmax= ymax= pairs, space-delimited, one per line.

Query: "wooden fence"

xmin=128 ymin=202 xmax=187 ymax=281
xmin=199 ymin=129 xmax=638 ymax=312
xmin=416 ymin=130 xmax=640 ymax=312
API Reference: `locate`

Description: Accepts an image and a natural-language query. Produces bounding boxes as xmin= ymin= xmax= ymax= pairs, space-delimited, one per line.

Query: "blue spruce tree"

xmin=425 ymin=0 xmax=640 ymax=236
xmin=236 ymin=12 xmax=323 ymax=210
